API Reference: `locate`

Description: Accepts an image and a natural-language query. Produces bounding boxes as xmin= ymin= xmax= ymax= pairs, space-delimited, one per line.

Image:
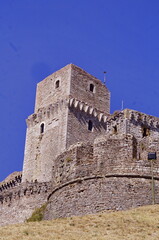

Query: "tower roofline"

xmin=37 ymin=63 xmax=109 ymax=92
xmin=70 ymin=64 xmax=109 ymax=89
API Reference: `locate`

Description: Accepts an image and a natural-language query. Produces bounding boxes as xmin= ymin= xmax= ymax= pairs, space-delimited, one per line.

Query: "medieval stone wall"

xmin=34 ymin=64 xmax=71 ymax=112
xmin=22 ymin=64 xmax=110 ymax=183
xmin=51 ymin=133 xmax=159 ymax=186
xmin=0 ymin=182 xmax=52 ymax=226
xmin=66 ymin=106 xmax=107 ymax=148
xmin=108 ymin=109 xmax=159 ymax=140
xmin=44 ymin=133 xmax=159 ymax=220
xmin=1 ymin=131 xmax=159 ymax=226
xmin=0 ymin=174 xmax=22 ymax=192
xmin=44 ymin=177 xmax=159 ymax=220
xmin=22 ymin=100 xmax=68 ymax=182
xmin=52 ymin=142 xmax=94 ymax=186
xmin=70 ymin=64 xmax=110 ymax=114
xmin=3 ymin=64 xmax=159 ymax=226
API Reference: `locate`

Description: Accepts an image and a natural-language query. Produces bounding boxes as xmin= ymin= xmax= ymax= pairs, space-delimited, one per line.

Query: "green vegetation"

xmin=0 ymin=205 xmax=159 ymax=240
xmin=26 ymin=203 xmax=47 ymax=222
xmin=65 ymin=157 xmax=72 ymax=162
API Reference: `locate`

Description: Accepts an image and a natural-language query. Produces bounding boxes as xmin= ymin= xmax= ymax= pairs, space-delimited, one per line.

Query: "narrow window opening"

xmin=40 ymin=123 xmax=45 ymax=134
xmin=113 ymin=125 xmax=117 ymax=134
xmin=55 ymin=80 xmax=60 ymax=89
xmin=90 ymin=84 xmax=94 ymax=92
xmin=88 ymin=120 xmax=93 ymax=131
xmin=142 ymin=127 xmax=149 ymax=138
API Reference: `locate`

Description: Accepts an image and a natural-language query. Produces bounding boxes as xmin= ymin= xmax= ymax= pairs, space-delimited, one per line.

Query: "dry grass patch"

xmin=0 ymin=205 xmax=159 ymax=240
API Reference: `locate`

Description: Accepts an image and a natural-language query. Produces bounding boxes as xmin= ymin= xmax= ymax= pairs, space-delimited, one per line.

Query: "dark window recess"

xmin=90 ymin=84 xmax=94 ymax=92
xmin=148 ymin=152 xmax=157 ymax=160
xmin=40 ymin=123 xmax=45 ymax=134
xmin=88 ymin=120 xmax=93 ymax=131
xmin=142 ymin=127 xmax=150 ymax=137
xmin=55 ymin=80 xmax=60 ymax=89
xmin=113 ymin=125 xmax=117 ymax=134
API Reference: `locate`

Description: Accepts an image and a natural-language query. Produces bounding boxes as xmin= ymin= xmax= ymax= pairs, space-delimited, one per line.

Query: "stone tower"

xmin=22 ymin=64 xmax=110 ymax=183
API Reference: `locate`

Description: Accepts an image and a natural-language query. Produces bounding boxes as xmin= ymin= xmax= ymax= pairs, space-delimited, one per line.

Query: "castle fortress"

xmin=1 ymin=64 xmax=159 ymax=226
xmin=22 ymin=64 xmax=110 ymax=183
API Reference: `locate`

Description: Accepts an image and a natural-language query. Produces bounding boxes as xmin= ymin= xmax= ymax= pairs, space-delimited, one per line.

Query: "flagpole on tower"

xmin=103 ymin=71 xmax=107 ymax=84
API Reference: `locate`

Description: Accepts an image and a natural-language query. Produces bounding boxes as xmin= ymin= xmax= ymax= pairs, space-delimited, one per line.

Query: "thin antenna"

xmin=103 ymin=71 xmax=107 ymax=84
xmin=121 ymin=100 xmax=124 ymax=110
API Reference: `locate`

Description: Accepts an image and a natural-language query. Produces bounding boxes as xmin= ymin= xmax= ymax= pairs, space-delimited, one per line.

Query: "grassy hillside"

xmin=0 ymin=205 xmax=159 ymax=240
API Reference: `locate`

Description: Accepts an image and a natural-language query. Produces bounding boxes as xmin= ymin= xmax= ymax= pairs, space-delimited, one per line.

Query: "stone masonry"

xmin=22 ymin=64 xmax=110 ymax=183
xmin=1 ymin=64 xmax=159 ymax=225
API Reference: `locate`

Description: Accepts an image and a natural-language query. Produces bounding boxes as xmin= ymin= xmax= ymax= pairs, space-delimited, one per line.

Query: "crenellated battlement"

xmin=103 ymin=109 xmax=159 ymax=139
xmin=107 ymin=109 xmax=159 ymax=127
xmin=2 ymin=64 xmax=159 ymax=226
xmin=0 ymin=174 xmax=22 ymax=193
xmin=44 ymin=132 xmax=159 ymax=220
xmin=0 ymin=181 xmax=52 ymax=226
xmin=68 ymin=97 xmax=109 ymax=122
xmin=23 ymin=64 xmax=110 ymax=183
xmin=26 ymin=98 xmax=69 ymax=128
xmin=51 ymin=133 xmax=159 ymax=187
xmin=26 ymin=95 xmax=110 ymax=129
xmin=0 ymin=182 xmax=52 ymax=205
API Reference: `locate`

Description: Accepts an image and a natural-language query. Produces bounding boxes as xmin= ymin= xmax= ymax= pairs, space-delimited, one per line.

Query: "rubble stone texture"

xmin=1 ymin=64 xmax=159 ymax=226
xmin=22 ymin=64 xmax=110 ymax=183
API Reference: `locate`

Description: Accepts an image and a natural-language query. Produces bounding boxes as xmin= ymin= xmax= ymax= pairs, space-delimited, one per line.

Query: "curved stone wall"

xmin=44 ymin=176 xmax=159 ymax=220
xmin=51 ymin=134 xmax=159 ymax=188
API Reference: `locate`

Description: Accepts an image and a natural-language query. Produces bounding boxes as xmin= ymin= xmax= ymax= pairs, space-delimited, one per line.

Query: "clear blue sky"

xmin=1 ymin=0 xmax=159 ymax=182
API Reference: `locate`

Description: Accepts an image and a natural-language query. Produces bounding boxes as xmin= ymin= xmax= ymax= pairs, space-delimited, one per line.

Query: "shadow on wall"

xmin=70 ymin=107 xmax=107 ymax=132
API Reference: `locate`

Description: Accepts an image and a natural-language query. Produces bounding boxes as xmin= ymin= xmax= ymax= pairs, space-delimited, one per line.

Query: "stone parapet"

xmin=44 ymin=176 xmax=159 ymax=220
xmin=0 ymin=182 xmax=52 ymax=226
xmin=0 ymin=174 xmax=22 ymax=193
